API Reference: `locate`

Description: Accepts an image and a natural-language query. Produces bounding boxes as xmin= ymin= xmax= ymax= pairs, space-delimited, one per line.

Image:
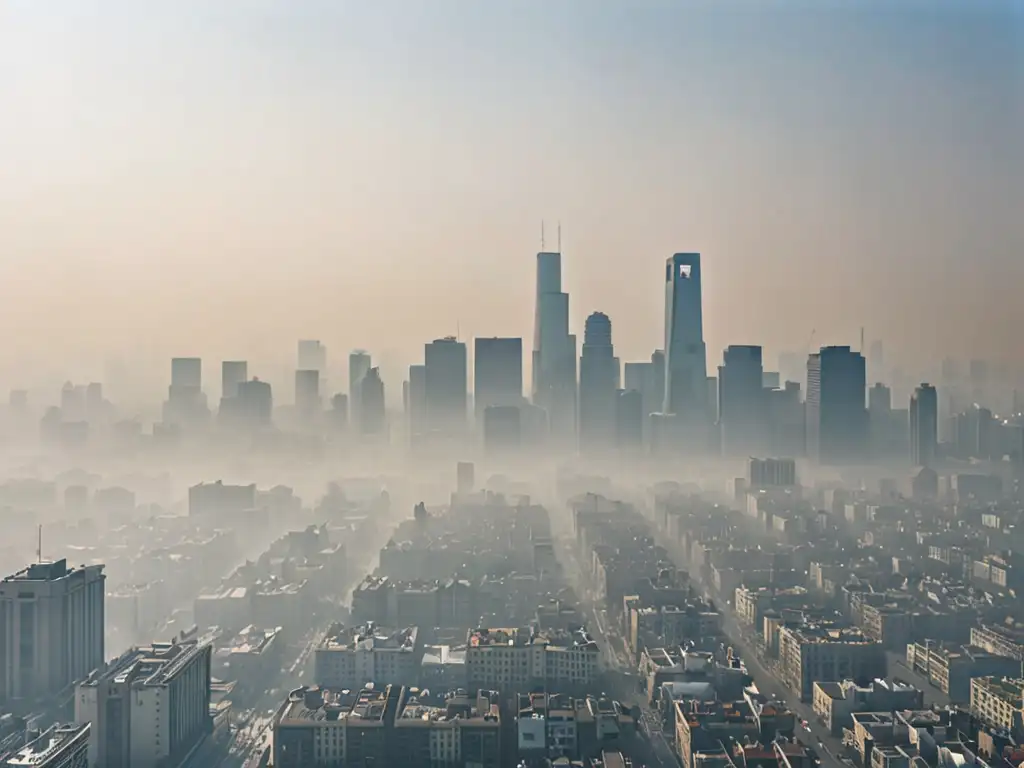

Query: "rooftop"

xmin=785 ymin=623 xmax=875 ymax=645
xmin=468 ymin=626 xmax=597 ymax=650
xmin=279 ymin=685 xmax=391 ymax=725
xmin=6 ymin=724 xmax=89 ymax=767
xmin=972 ymin=676 xmax=1024 ymax=702
xmin=319 ymin=622 xmax=418 ymax=652
xmin=397 ymin=690 xmax=499 ymax=725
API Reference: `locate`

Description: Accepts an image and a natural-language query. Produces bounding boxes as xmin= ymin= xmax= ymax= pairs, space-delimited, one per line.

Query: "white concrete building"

xmin=76 ymin=632 xmax=211 ymax=768
xmin=0 ymin=559 xmax=105 ymax=702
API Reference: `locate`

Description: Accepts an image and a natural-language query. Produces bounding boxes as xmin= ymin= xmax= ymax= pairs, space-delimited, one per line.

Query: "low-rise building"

xmin=272 ymin=685 xmax=500 ymax=768
xmin=778 ymin=624 xmax=886 ymax=701
xmin=906 ymin=642 xmax=1022 ymax=702
xmin=970 ymin=676 xmax=1024 ymax=736
xmin=313 ymin=623 xmax=421 ymax=690
xmin=466 ymin=627 xmax=599 ymax=690
xmin=6 ymin=724 xmax=89 ymax=768
xmin=812 ymin=679 xmax=924 ymax=735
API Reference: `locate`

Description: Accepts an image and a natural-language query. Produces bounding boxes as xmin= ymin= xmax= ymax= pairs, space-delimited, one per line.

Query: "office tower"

xmin=532 ymin=251 xmax=577 ymax=444
xmin=407 ymin=364 xmax=427 ymax=445
xmin=236 ymin=378 xmax=273 ymax=427
xmin=221 ymin=360 xmax=247 ymax=400
xmin=171 ymin=357 xmax=202 ymax=389
xmin=868 ymin=382 xmax=893 ymax=458
xmin=348 ymin=350 xmax=371 ymax=427
xmin=424 ymin=337 xmax=468 ymax=435
xmin=298 ymin=339 xmax=326 ymax=373
xmin=359 ymin=367 xmax=386 ymax=437
xmin=616 ymin=389 xmax=643 ymax=451
xmin=954 ymin=404 xmax=995 ymax=460
xmin=578 ymin=312 xmax=619 ymax=452
xmin=663 ymin=254 xmax=709 ymax=445
xmin=910 ymin=383 xmax=938 ymax=467
xmin=766 ymin=381 xmax=804 ymax=458
xmin=164 ymin=357 xmax=208 ymax=426
xmin=806 ymin=346 xmax=867 ymax=465
xmin=76 ymin=634 xmax=212 ymax=768
xmin=718 ymin=345 xmax=766 ymax=456
xmin=0 ymin=559 xmax=105 ymax=702
xmin=483 ymin=405 xmax=522 ymax=454
xmin=762 ymin=372 xmax=781 ymax=389
xmin=295 ymin=369 xmax=321 ymax=420
xmin=474 ymin=337 xmax=523 ymax=417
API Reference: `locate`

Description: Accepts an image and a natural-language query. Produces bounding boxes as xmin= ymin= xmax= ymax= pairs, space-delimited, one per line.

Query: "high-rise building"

xmin=164 ymin=357 xmax=208 ymax=426
xmin=406 ymin=364 xmax=427 ymax=445
xmin=236 ymin=378 xmax=273 ymax=427
xmin=766 ymin=381 xmax=804 ymax=458
xmin=298 ymin=339 xmax=326 ymax=373
xmin=910 ymin=383 xmax=938 ymax=467
xmin=171 ymin=357 xmax=202 ymax=389
xmin=424 ymin=337 xmax=468 ymax=435
xmin=615 ymin=389 xmax=643 ymax=451
xmin=349 ymin=350 xmax=372 ymax=427
xmin=473 ymin=337 xmax=523 ymax=417
xmin=295 ymin=369 xmax=321 ymax=420
xmin=718 ymin=345 xmax=766 ymax=456
xmin=0 ymin=559 xmax=106 ymax=702
xmin=76 ymin=634 xmax=212 ymax=768
xmin=360 ymin=367 xmax=386 ymax=437
xmin=868 ymin=382 xmax=894 ymax=458
xmin=663 ymin=254 xmax=708 ymax=446
xmin=806 ymin=346 xmax=867 ymax=465
xmin=221 ymin=360 xmax=247 ymax=400
xmin=578 ymin=312 xmax=619 ymax=452
xmin=532 ymin=252 xmax=577 ymax=445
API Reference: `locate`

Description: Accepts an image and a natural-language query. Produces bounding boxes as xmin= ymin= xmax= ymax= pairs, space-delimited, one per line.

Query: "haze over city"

xmin=1 ymin=3 xmax=1023 ymax=768
xmin=2 ymin=0 xmax=1022 ymax=402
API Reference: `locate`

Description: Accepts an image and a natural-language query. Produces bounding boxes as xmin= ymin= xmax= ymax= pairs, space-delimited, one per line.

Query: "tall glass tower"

xmin=663 ymin=253 xmax=708 ymax=421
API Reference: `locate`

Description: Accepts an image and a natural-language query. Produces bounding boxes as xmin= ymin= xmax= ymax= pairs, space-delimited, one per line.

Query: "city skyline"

xmin=1 ymin=0 xmax=1020 ymax=395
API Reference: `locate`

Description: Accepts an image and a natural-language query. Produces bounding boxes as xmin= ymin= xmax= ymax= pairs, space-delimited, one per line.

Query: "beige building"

xmin=466 ymin=627 xmax=599 ymax=689
xmin=313 ymin=623 xmax=420 ymax=690
xmin=970 ymin=676 xmax=1024 ymax=734
xmin=779 ymin=624 xmax=885 ymax=701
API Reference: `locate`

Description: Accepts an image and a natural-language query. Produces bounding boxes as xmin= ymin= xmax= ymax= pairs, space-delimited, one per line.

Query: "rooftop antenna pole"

xmin=860 ymin=326 xmax=865 ymax=353
xmin=541 ymin=220 xmax=545 ymax=251
xmin=557 ymin=221 xmax=562 ymax=253
xmin=37 ymin=524 xmax=42 ymax=563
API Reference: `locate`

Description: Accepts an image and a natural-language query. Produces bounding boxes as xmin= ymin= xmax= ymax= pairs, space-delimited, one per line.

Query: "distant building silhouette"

xmin=910 ymin=383 xmax=938 ymax=467
xmin=579 ymin=312 xmax=619 ymax=452
xmin=806 ymin=346 xmax=867 ymax=465
xmin=359 ymin=367 xmax=386 ymax=437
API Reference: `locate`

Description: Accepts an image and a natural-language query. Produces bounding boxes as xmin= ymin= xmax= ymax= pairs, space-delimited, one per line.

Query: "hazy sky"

xmin=1 ymin=0 xmax=1021 ymax=397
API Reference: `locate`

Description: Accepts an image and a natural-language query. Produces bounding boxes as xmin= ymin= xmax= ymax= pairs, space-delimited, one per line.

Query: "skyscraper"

xmin=424 ymin=337 xmax=468 ymax=435
xmin=663 ymin=253 xmax=708 ymax=428
xmin=532 ymin=251 xmax=577 ymax=444
xmin=407 ymin=364 xmax=427 ymax=445
xmin=910 ymin=383 xmax=938 ymax=467
xmin=579 ymin=312 xmax=619 ymax=452
xmin=165 ymin=357 xmax=208 ymax=426
xmin=349 ymin=350 xmax=371 ymax=427
xmin=295 ymin=369 xmax=321 ymax=420
xmin=616 ymin=389 xmax=643 ymax=451
xmin=171 ymin=357 xmax=202 ymax=389
xmin=806 ymin=346 xmax=867 ymax=465
xmin=474 ymin=337 xmax=523 ymax=418
xmin=718 ymin=345 xmax=766 ymax=456
xmin=221 ymin=360 xmax=247 ymax=401
xmin=0 ymin=559 xmax=106 ymax=702
xmin=359 ymin=367 xmax=386 ymax=437
xmin=236 ymin=378 xmax=273 ymax=427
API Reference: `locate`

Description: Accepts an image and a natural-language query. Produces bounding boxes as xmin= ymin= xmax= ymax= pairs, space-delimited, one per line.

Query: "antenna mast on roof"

xmin=37 ymin=524 xmax=42 ymax=563
xmin=557 ymin=221 xmax=562 ymax=253
xmin=540 ymin=220 xmax=546 ymax=251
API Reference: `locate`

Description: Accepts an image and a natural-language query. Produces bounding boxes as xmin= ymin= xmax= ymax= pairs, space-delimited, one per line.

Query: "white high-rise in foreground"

xmin=76 ymin=633 xmax=212 ymax=768
xmin=0 ymin=559 xmax=106 ymax=703
xmin=663 ymin=254 xmax=709 ymax=444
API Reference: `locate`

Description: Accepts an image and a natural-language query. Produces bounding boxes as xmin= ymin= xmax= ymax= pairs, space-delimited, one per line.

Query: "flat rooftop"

xmin=468 ymin=627 xmax=597 ymax=650
xmin=319 ymin=623 xmax=418 ymax=652
xmin=279 ymin=686 xmax=389 ymax=725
